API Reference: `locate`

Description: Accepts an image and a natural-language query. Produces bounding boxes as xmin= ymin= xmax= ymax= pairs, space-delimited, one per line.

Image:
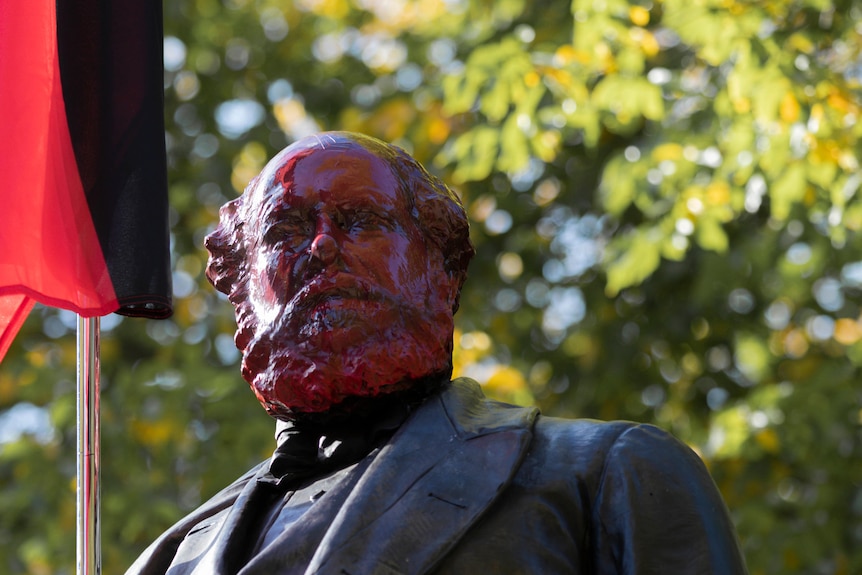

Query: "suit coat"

xmin=126 ymin=378 xmax=747 ymax=575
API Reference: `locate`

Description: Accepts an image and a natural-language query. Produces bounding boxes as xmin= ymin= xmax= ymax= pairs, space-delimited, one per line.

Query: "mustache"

xmin=286 ymin=272 xmax=395 ymax=315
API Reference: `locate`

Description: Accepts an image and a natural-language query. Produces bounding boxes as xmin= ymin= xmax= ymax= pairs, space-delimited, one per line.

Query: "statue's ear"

xmin=426 ymin=247 xmax=460 ymax=313
xmin=444 ymin=273 xmax=459 ymax=310
xmin=440 ymin=264 xmax=465 ymax=315
xmin=450 ymin=272 xmax=467 ymax=314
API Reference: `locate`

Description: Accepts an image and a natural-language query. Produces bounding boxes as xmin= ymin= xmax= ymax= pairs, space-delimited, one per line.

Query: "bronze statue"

xmin=127 ymin=132 xmax=748 ymax=574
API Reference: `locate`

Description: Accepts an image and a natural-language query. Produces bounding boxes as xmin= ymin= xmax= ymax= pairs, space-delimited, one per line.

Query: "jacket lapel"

xmin=305 ymin=378 xmax=538 ymax=575
xmin=124 ymin=462 xmax=263 ymax=575
xmin=184 ymin=465 xmax=283 ymax=575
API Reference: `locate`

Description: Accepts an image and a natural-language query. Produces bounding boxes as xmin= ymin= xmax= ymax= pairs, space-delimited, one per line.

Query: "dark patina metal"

xmin=127 ymin=132 xmax=748 ymax=575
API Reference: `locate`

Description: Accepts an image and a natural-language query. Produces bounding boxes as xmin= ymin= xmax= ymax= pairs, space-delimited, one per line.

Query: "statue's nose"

xmin=310 ymin=233 xmax=337 ymax=265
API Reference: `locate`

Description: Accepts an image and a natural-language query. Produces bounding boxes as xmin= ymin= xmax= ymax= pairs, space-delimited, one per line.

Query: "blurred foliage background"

xmin=2 ymin=0 xmax=862 ymax=572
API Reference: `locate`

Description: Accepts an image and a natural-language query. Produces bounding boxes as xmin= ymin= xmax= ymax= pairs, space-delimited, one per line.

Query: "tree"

xmin=1 ymin=0 xmax=861 ymax=572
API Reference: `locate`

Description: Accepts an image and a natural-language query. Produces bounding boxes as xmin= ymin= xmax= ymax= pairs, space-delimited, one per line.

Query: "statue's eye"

xmin=263 ymin=220 xmax=310 ymax=252
xmin=346 ymin=211 xmax=393 ymax=232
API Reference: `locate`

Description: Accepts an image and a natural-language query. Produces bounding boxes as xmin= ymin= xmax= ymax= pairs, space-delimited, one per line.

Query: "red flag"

xmin=0 ymin=0 xmax=172 ymax=360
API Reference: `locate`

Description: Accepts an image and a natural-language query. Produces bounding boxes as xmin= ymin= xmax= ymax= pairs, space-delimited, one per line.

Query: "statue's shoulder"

xmin=526 ymin=417 xmax=747 ymax=574
xmin=528 ymin=414 xmax=713 ymax=504
xmin=533 ymin=415 xmax=649 ymax=449
xmin=533 ymin=415 xmax=695 ymax=464
xmin=447 ymin=378 xmax=691 ymax=468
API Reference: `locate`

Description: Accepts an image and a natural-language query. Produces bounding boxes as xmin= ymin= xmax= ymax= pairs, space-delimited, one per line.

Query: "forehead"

xmin=250 ymin=144 xmax=405 ymax=214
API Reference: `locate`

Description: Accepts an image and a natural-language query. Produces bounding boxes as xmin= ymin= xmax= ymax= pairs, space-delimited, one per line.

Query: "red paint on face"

xmin=234 ymin=140 xmax=457 ymax=417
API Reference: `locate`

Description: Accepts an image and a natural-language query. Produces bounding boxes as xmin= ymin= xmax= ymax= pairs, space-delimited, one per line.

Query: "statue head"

xmin=205 ymin=132 xmax=474 ymax=418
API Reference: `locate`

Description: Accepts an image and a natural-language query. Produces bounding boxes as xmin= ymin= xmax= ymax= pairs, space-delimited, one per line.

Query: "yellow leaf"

xmin=132 ymin=419 xmax=184 ymax=448
xmin=629 ymin=5 xmax=650 ymax=26
xmin=810 ymin=102 xmax=825 ymax=124
xmin=554 ymin=44 xmax=576 ymax=63
xmin=639 ymin=29 xmax=660 ymax=57
xmin=524 ymin=71 xmax=541 ymax=87
xmin=486 ymin=366 xmax=527 ymax=394
xmin=0 ymin=373 xmax=16 ymax=402
xmin=532 ymin=130 xmax=561 ymax=162
xmin=555 ymin=44 xmax=591 ymax=65
xmin=462 ymin=330 xmax=492 ymax=352
xmin=732 ymin=96 xmax=751 ymax=114
xmin=788 ymin=32 xmax=814 ymax=54
xmin=705 ymin=181 xmax=732 ymax=206
xmin=317 ymin=0 xmax=349 ymax=19
xmin=593 ymin=42 xmax=616 ymax=73
xmin=427 ymin=117 xmax=450 ymax=144
xmin=484 ymin=365 xmax=535 ymax=406
xmin=368 ymin=99 xmax=415 ymax=141
xmin=834 ymin=318 xmax=862 ymax=345
xmin=652 ymin=143 xmax=683 ymax=162
xmin=783 ymin=328 xmax=809 ymax=358
xmin=828 ymin=89 xmax=853 ymax=113
xmin=779 ymin=92 xmax=800 ymax=123
xmin=754 ymin=428 xmax=780 ymax=454
xmin=26 ymin=348 xmax=48 ymax=368
xmin=541 ymin=67 xmax=573 ymax=89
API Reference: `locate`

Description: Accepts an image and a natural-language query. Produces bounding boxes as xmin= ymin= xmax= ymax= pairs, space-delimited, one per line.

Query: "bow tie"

xmin=260 ymin=375 xmax=449 ymax=489
xmin=265 ymin=425 xmax=378 ymax=485
xmin=263 ymin=395 xmax=416 ymax=488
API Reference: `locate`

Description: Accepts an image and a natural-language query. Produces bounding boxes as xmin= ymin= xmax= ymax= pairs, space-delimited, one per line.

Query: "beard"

xmin=233 ymin=279 xmax=455 ymax=419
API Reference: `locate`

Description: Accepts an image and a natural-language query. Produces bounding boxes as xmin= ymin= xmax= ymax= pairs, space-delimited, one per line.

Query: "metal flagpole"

xmin=76 ymin=315 xmax=101 ymax=575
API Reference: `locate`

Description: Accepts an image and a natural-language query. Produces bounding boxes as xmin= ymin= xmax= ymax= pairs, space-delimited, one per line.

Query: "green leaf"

xmin=498 ymin=114 xmax=530 ymax=173
xmin=696 ymin=215 xmax=729 ymax=253
xmin=751 ymin=72 xmax=789 ymax=123
xmin=605 ymin=227 xmax=662 ymax=295
xmin=735 ymin=332 xmax=771 ymax=383
xmin=451 ymin=127 xmax=500 ymax=183
xmin=770 ymin=162 xmax=807 ymax=220
xmin=480 ymin=78 xmax=511 ymax=122
xmin=442 ymin=72 xmax=483 ymax=115
xmin=600 ymin=155 xmax=636 ymax=215
xmin=807 ymin=159 xmax=838 ymax=190
xmin=592 ymin=76 xmax=665 ymax=123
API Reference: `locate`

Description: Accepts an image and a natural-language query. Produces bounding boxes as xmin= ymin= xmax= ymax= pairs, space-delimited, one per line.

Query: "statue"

xmin=127 ymin=132 xmax=748 ymax=574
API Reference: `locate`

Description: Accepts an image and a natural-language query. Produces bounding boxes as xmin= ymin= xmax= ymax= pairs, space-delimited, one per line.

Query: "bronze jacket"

xmin=126 ymin=378 xmax=747 ymax=575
